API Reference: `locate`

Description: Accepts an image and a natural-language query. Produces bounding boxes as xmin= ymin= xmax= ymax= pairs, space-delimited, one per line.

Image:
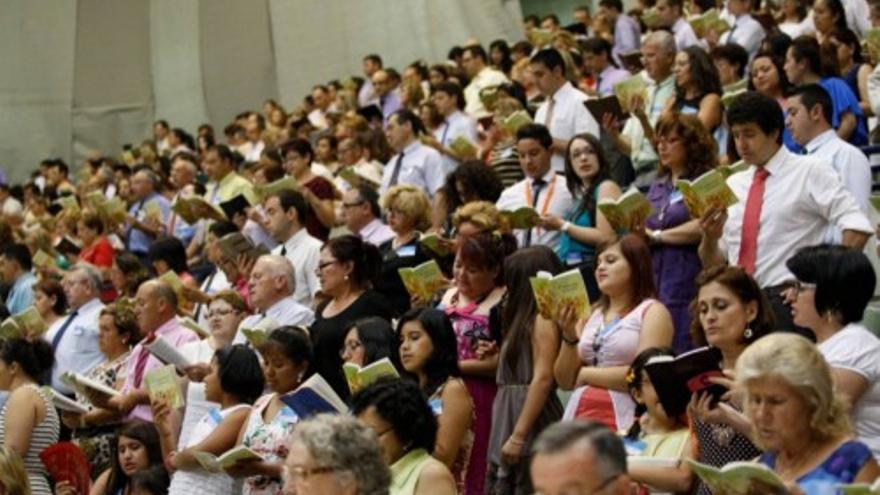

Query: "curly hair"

xmin=441 ymin=161 xmax=504 ymax=217
xmin=350 ymin=377 xmax=438 ymax=454
xmin=380 ymin=184 xmax=432 ymax=232
xmin=100 ymin=298 xmax=141 ymax=345
xmin=451 ymin=201 xmax=501 ymax=232
xmin=689 ymin=265 xmax=775 ymax=347
xmin=655 ymin=112 xmax=718 ymax=179
xmin=674 ymin=46 xmax=722 ymax=102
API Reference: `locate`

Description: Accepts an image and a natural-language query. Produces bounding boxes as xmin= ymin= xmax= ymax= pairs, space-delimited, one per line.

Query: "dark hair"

xmin=790 ymin=83 xmax=833 ymax=125
xmin=213 ymin=344 xmax=265 ymax=404
xmin=530 ymin=48 xmax=566 ymax=75
xmin=428 ymin=64 xmax=450 ymax=81
xmin=148 ymin=237 xmax=189 ymax=275
xmin=107 ymin=421 xmax=163 ymax=495
xmin=502 ymin=246 xmax=565 ymax=376
xmin=597 ymin=235 xmax=656 ymax=311
xmin=390 ymin=109 xmax=426 ymax=136
xmin=690 ymin=265 xmax=775 ymax=346
xmin=171 ymin=128 xmax=195 ymax=151
xmin=625 ymin=346 xmax=677 ymax=440
xmin=511 ymin=41 xmax=534 ymax=59
xmin=114 ymin=252 xmax=150 ymax=298
xmin=726 ymin=91 xmax=785 ymax=143
xmin=582 ymin=37 xmax=614 ymax=62
xmin=431 ymin=81 xmax=466 ymax=111
xmin=208 ymin=220 xmax=240 ymax=239
xmin=563 ymin=133 xmax=614 ymax=221
xmin=323 ymin=235 xmax=382 ymax=289
xmin=271 ymin=189 xmax=310 ymax=226
xmin=1 ymin=243 xmax=31 ymax=272
xmin=516 ymin=123 xmax=553 ymax=149
xmin=0 ymin=338 xmax=53 ymax=381
xmin=352 ymin=185 xmax=381 ymax=219
xmin=599 ymin=0 xmax=624 ymax=10
xmin=280 ymin=138 xmax=314 ymax=163
xmin=789 ymin=35 xmax=838 ymax=78
xmin=346 ymin=317 xmax=401 ymax=368
xmin=350 ymin=377 xmax=438 ymax=454
xmin=364 ymin=54 xmax=383 ymax=67
xmin=265 ymin=326 xmax=313 ymax=366
xmin=130 ymin=465 xmax=169 ymax=495
xmin=489 ymin=39 xmax=513 ymax=74
xmin=34 ymin=279 xmax=67 ymax=315
xmin=397 ymin=308 xmax=460 ymax=395
xmin=206 ymin=144 xmax=237 ymax=167
xmin=711 ymin=43 xmax=749 ymax=79
xmin=463 ymin=44 xmax=488 ymax=64
xmin=441 ymin=161 xmax=504 ymax=216
xmin=818 ymin=0 xmax=848 ymax=32
xmin=81 ymin=211 xmax=106 ymax=235
xmin=786 ymin=245 xmax=876 ymax=325
xmin=541 ymin=13 xmax=561 ymax=26
xmin=675 ymin=46 xmax=722 ymax=102
xmin=457 ymin=231 xmax=517 ymax=286
xmin=749 ymin=51 xmax=792 ymax=98
xmin=154 ymin=120 xmax=169 ymax=131
xmin=830 ymin=27 xmax=864 ymax=64
xmin=655 ymin=113 xmax=718 ymax=178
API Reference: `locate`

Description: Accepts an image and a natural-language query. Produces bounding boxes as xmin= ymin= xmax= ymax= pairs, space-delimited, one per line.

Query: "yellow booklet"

xmin=398 ymin=260 xmax=446 ymax=302
xmin=343 ymin=357 xmax=399 ymax=394
xmin=32 ymin=249 xmax=54 ymax=269
xmin=172 ymin=196 xmax=225 ymax=224
xmin=500 ymin=206 xmax=541 ymax=230
xmin=865 ymin=28 xmax=880 ymax=63
xmin=676 ymin=169 xmax=739 ymax=218
xmin=254 ymin=176 xmax=298 ymax=202
xmin=103 ymin=197 xmax=128 ymax=224
xmin=0 ymin=307 xmax=48 ymax=339
xmin=597 ymin=189 xmax=653 ymax=233
xmin=419 ymin=232 xmax=452 ymax=257
xmin=641 ymin=8 xmax=661 ymax=28
xmin=686 ymin=459 xmax=787 ymax=495
xmin=86 ymin=191 xmax=107 ymax=209
xmin=527 ymin=28 xmax=554 ymax=47
xmin=240 ymin=316 xmax=280 ymax=349
xmin=448 ymin=136 xmax=478 ymax=159
xmin=55 ymin=196 xmax=80 ymax=215
xmin=500 ymin=110 xmax=533 ymax=135
xmin=687 ymin=8 xmax=730 ymax=38
xmin=870 ymin=196 xmax=880 ymax=213
xmin=613 ymin=75 xmax=648 ymax=113
xmin=840 ymin=479 xmax=880 ymax=495
xmin=192 ymin=446 xmax=265 ymax=473
xmin=530 ymin=268 xmax=592 ymax=321
xmin=143 ymin=200 xmax=163 ymax=221
xmin=158 ymin=271 xmax=186 ymax=305
xmin=144 ymin=364 xmax=184 ymax=409
xmin=718 ymin=160 xmax=749 ymax=179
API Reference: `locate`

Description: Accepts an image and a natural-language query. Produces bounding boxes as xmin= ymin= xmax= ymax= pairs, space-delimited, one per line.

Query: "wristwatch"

xmin=651 ymin=229 xmax=662 ymax=243
xmin=561 ymin=221 xmax=571 ymax=233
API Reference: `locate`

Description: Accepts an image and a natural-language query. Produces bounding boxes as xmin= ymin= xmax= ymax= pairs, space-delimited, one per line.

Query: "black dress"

xmin=309 ymin=290 xmax=394 ymax=399
xmin=374 ymin=237 xmax=432 ymax=318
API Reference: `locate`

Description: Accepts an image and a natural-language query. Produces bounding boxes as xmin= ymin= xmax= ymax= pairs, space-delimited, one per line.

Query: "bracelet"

xmin=561 ymin=333 xmax=579 ymax=346
xmin=561 ymin=221 xmax=571 ymax=233
xmin=651 ymin=229 xmax=663 ymax=243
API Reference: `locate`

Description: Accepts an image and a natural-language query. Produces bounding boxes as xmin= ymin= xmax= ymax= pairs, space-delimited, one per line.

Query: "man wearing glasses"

xmin=341 ymin=185 xmax=394 ymax=247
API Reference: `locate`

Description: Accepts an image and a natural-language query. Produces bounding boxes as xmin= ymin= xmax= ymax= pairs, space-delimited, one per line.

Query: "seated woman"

xmin=397 ymin=308 xmax=474 ymax=493
xmin=0 ymin=338 xmax=58 ymax=495
xmin=737 ymin=333 xmax=880 ymax=492
xmin=340 ymin=316 xmax=401 ymax=369
xmin=88 ymin=421 xmax=165 ymax=495
xmin=554 ymin=234 xmax=674 ymax=431
xmin=351 ymin=378 xmax=457 ymax=495
xmin=155 ymin=345 xmax=265 ymax=495
xmin=787 ymin=245 xmax=880 ymax=460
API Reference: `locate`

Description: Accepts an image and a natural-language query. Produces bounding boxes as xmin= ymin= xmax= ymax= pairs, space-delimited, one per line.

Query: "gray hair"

xmin=289 ymin=414 xmax=390 ymax=495
xmin=259 ymin=254 xmax=296 ymax=295
xmin=532 ymin=421 xmax=627 ymax=479
xmin=644 ymin=30 xmax=676 ymax=56
xmin=70 ymin=263 xmax=103 ymax=294
xmin=151 ymin=280 xmax=179 ymax=310
xmin=134 ymin=168 xmax=161 ymax=189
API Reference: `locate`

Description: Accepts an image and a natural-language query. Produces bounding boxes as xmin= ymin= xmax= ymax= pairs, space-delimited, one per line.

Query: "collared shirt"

xmin=5 ymin=271 xmax=36 ymax=316
xmin=622 ymin=74 xmax=675 ymax=182
xmin=271 ymin=228 xmax=323 ymax=307
xmin=121 ymin=317 xmax=200 ymax=421
xmin=495 ymin=168 xmax=575 ymax=251
xmin=379 ymin=89 xmax=402 ymax=122
xmin=358 ymin=79 xmax=378 ymax=107
xmin=671 ymin=17 xmax=701 ymax=50
xmin=534 ymin=82 xmax=600 ymax=173
xmin=204 ymin=171 xmax=254 ymax=206
xmin=720 ymin=14 xmax=766 ymax=59
xmin=244 ymin=140 xmax=265 ymax=162
xmin=612 ymin=14 xmax=641 ymax=65
xmin=596 ymin=65 xmax=632 ymax=97
xmin=44 ymin=298 xmax=105 ymax=396
xmin=843 ymin=0 xmax=871 ymax=37
xmin=359 ymin=218 xmax=395 ymax=247
xmin=1 ymin=196 xmax=22 ymax=217
xmin=720 ymin=145 xmax=873 ymax=287
xmin=464 ymin=67 xmax=509 ymax=117
xmin=379 ymin=140 xmax=446 ymax=196
xmin=235 ymin=295 xmax=315 ymax=344
xmin=805 ymin=129 xmax=872 ymax=213
xmin=126 ymin=192 xmax=170 ymax=254
xmin=434 ymin=110 xmax=479 ymax=175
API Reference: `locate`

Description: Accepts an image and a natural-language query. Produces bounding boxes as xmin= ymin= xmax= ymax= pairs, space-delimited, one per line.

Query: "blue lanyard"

xmin=592 ymin=317 xmax=622 ymax=366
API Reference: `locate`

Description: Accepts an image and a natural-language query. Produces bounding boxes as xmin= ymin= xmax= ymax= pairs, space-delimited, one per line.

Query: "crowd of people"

xmin=1 ymin=0 xmax=880 ymax=494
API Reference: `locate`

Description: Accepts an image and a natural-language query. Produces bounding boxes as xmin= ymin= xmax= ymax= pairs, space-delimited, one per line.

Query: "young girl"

xmin=398 ymin=308 xmax=475 ymax=494
xmin=130 ymin=466 xmax=170 ymax=495
xmin=226 ymin=326 xmax=312 ymax=495
xmin=154 ymin=345 xmax=265 ymax=495
xmin=88 ymin=421 xmax=165 ymax=495
xmin=624 ymin=347 xmax=692 ymax=494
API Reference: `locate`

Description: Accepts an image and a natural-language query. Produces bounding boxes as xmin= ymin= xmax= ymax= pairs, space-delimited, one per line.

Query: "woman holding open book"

xmin=554 ymin=234 xmax=674 ymax=431
xmin=646 ymin=113 xmax=716 ymax=354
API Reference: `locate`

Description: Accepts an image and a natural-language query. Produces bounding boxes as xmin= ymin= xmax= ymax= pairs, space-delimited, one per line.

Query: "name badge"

xmin=397 ymin=245 xmax=416 ymax=257
xmin=566 ymin=252 xmax=585 ymax=265
xmin=429 ymin=398 xmax=443 ymax=416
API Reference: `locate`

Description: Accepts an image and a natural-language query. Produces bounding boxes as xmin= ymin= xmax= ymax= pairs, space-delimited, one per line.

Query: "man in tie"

xmin=236 ymin=255 xmax=315 ymax=342
xmin=717 ymin=0 xmax=766 ymax=59
xmin=112 ymin=280 xmax=199 ymax=421
xmin=265 ymin=189 xmax=322 ymax=307
xmin=426 ymin=81 xmax=479 ymax=176
xmin=371 ymin=70 xmax=402 ymax=123
xmin=532 ymin=48 xmax=599 ymax=174
xmin=495 ymin=124 xmax=574 ymax=251
xmin=379 ymin=109 xmax=445 ymax=197
xmin=699 ymin=91 xmax=872 ymax=334
xmin=125 ymin=168 xmax=170 ymax=264
xmin=44 ymin=264 xmax=106 ymax=396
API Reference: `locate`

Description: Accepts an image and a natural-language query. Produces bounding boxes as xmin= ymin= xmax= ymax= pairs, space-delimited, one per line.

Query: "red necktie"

xmin=738 ymin=168 xmax=770 ymax=275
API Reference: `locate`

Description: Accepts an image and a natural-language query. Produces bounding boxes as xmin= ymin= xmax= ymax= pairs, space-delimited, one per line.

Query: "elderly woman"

xmin=737 ymin=333 xmax=880 ymax=492
xmin=283 ymin=414 xmax=390 ymax=495
xmin=375 ymin=185 xmax=433 ymax=317
xmin=787 ymin=245 xmax=880 ymax=460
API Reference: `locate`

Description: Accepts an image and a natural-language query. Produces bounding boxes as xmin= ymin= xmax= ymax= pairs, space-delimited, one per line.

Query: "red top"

xmin=79 ymin=237 xmax=114 ymax=267
xmin=303 ymin=176 xmax=334 ymax=241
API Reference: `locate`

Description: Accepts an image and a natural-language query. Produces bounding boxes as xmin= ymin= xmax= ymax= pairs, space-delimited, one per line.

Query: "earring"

xmin=344 ymin=275 xmax=349 ymax=281
xmin=743 ymin=328 xmax=753 ymax=339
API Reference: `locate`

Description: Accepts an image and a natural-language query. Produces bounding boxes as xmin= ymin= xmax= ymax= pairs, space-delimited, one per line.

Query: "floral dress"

xmin=72 ymin=352 xmax=129 ymax=477
xmin=240 ymin=394 xmax=299 ymax=495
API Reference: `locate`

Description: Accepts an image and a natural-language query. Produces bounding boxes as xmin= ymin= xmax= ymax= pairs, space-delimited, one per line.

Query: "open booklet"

xmin=499 ymin=206 xmax=541 ymax=230
xmin=676 ymin=169 xmax=738 ymax=218
xmin=343 ymin=357 xmax=399 ymax=394
xmin=217 ymin=232 xmax=270 ymax=264
xmin=176 ymin=315 xmax=211 ymax=339
xmin=280 ymin=374 xmax=348 ymax=418
xmin=418 ymin=232 xmax=452 ymax=257
xmin=172 ymin=195 xmax=226 ymax=224
xmin=398 ymin=260 xmax=447 ymax=303
xmin=60 ymin=372 xmax=121 ymax=404
xmin=865 ymin=29 xmax=880 ymax=64
xmin=158 ymin=271 xmax=187 ymax=305
xmin=840 ymin=479 xmax=880 ymax=495
xmin=530 ymin=268 xmax=592 ymax=322
xmin=0 ymin=307 xmax=48 ymax=339
xmin=499 ymin=110 xmax=532 ymax=135
xmin=338 ymin=167 xmax=381 ymax=190
xmin=644 ymin=346 xmax=726 ymax=418
xmin=143 ymin=364 xmax=184 ymax=409
xmin=448 ymin=136 xmax=478 ymax=159
xmin=32 ymin=249 xmax=54 ymax=269
xmin=144 ymin=333 xmax=193 ymax=373
xmin=613 ymin=74 xmax=648 ymax=113
xmin=597 ymin=189 xmax=653 ymax=233
xmin=240 ymin=316 xmax=281 ymax=349
xmin=687 ymin=8 xmax=731 ymax=38
xmin=44 ymin=387 xmax=90 ymax=414
xmin=686 ymin=459 xmax=788 ymax=495
xmin=254 ymin=176 xmax=297 ymax=202
xmin=192 ymin=445 xmax=265 ymax=473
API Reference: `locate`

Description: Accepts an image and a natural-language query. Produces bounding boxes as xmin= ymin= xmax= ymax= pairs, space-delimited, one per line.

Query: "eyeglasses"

xmin=792 ymin=280 xmax=817 ymax=293
xmin=339 ymin=340 xmax=363 ymax=358
xmin=282 ymin=464 xmax=338 ymax=484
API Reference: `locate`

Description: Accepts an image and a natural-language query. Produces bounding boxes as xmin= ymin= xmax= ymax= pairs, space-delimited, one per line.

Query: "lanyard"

xmin=592 ymin=317 xmax=622 ymax=366
xmin=524 ymin=176 xmax=557 ymax=215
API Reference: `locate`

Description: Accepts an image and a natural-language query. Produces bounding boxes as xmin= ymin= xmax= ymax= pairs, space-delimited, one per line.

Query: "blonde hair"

xmin=210 ymin=289 xmax=249 ymax=313
xmin=452 ymin=201 xmax=501 ymax=232
xmin=0 ymin=447 xmax=30 ymax=495
xmin=380 ymin=185 xmax=432 ymax=232
xmin=736 ymin=333 xmax=851 ymax=445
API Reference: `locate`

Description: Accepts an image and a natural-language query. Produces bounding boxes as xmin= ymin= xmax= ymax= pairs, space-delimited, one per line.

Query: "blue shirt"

xmin=126 ymin=192 xmax=171 ymax=254
xmin=5 ymin=271 xmax=36 ymax=315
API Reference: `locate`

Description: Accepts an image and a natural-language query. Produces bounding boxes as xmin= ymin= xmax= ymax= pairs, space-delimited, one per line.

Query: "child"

xmin=130 ymin=465 xmax=171 ymax=495
xmin=624 ymin=347 xmax=693 ymax=494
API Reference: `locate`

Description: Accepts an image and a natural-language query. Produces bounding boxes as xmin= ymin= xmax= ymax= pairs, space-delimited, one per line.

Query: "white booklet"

xmin=145 ymin=334 xmax=193 ymax=373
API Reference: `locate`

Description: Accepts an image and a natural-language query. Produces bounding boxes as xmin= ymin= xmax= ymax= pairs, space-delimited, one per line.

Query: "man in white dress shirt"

xmin=358 ymin=54 xmax=382 ymax=108
xmin=532 ymin=48 xmax=600 ymax=173
xmin=265 ymin=189 xmax=322 ymax=308
xmin=237 ymin=255 xmax=315 ymax=342
xmin=429 ymin=81 xmax=479 ymax=175
xmin=44 ymin=264 xmax=105 ymax=396
xmin=496 ymin=124 xmax=574 ymax=251
xmin=342 ymin=186 xmax=395 ymax=247
xmin=379 ymin=109 xmax=446 ymax=197
xmin=462 ymin=44 xmax=509 ymax=117
xmin=657 ymin=0 xmax=701 ymax=49
xmin=719 ymin=0 xmax=766 ymax=59
xmin=699 ymin=91 xmax=872 ymax=334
